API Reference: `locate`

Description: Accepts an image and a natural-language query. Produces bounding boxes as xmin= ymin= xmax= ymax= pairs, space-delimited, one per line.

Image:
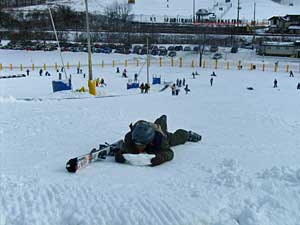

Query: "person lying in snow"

xmin=115 ymin=115 xmax=201 ymax=166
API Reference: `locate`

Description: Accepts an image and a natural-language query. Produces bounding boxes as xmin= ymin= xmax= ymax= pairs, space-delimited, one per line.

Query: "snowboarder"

xmin=297 ymin=82 xmax=300 ymax=90
xmin=100 ymin=78 xmax=107 ymax=86
xmin=39 ymin=69 xmax=43 ymax=76
xmin=211 ymin=71 xmax=216 ymax=77
xmin=26 ymin=69 xmax=30 ymax=76
xmin=184 ymin=84 xmax=190 ymax=94
xmin=192 ymin=72 xmax=196 ymax=79
xmin=210 ymin=77 xmax=213 ymax=86
xmin=114 ymin=115 xmax=202 ymax=166
xmin=289 ymin=70 xmax=294 ymax=77
xmin=77 ymin=67 xmax=80 ymax=74
xmin=116 ymin=67 xmax=120 ymax=73
xmin=273 ymin=79 xmax=278 ymax=88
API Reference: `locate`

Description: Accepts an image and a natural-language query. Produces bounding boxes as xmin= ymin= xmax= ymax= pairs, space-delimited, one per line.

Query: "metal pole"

xmin=237 ymin=0 xmax=240 ymax=27
xmin=47 ymin=5 xmax=68 ymax=80
xmin=85 ymin=0 xmax=93 ymax=81
xmin=193 ymin=0 xmax=195 ymax=23
xmin=146 ymin=37 xmax=149 ymax=84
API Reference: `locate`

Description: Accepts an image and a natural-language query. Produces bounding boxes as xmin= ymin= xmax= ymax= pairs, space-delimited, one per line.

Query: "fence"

xmin=0 ymin=58 xmax=299 ymax=74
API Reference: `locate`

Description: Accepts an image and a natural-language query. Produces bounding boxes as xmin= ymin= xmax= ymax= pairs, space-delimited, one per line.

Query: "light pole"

xmin=193 ymin=0 xmax=195 ymax=23
xmin=237 ymin=0 xmax=240 ymax=26
xmin=85 ymin=0 xmax=93 ymax=81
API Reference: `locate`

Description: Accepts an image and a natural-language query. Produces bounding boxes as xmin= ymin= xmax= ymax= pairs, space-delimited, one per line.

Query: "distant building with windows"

xmin=268 ymin=15 xmax=300 ymax=34
xmin=0 ymin=0 xmax=48 ymax=8
xmin=257 ymin=41 xmax=300 ymax=58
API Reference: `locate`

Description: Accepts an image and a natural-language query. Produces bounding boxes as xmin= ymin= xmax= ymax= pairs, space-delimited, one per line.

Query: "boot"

xmin=188 ymin=131 xmax=202 ymax=142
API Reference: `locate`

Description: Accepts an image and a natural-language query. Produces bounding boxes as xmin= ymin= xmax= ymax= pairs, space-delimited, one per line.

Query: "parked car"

xmin=212 ymin=53 xmax=222 ymax=59
xmin=133 ymin=45 xmax=142 ymax=54
xmin=231 ymin=46 xmax=238 ymax=53
xmin=159 ymin=49 xmax=168 ymax=56
xmin=167 ymin=46 xmax=175 ymax=51
xmin=193 ymin=46 xmax=199 ymax=52
xmin=175 ymin=45 xmax=183 ymax=51
xmin=168 ymin=51 xmax=176 ymax=57
xmin=184 ymin=46 xmax=192 ymax=51
xmin=210 ymin=45 xmax=218 ymax=52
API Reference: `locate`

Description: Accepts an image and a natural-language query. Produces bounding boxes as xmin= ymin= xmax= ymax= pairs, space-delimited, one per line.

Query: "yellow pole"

xmin=78 ymin=61 xmax=81 ymax=69
xmin=262 ymin=64 xmax=265 ymax=71
xmin=171 ymin=57 xmax=174 ymax=67
xmin=20 ymin=64 xmax=23 ymax=71
xmin=286 ymin=65 xmax=289 ymax=72
xmin=102 ymin=60 xmax=104 ymax=68
xmin=44 ymin=64 xmax=47 ymax=71
xmin=159 ymin=57 xmax=162 ymax=67
xmin=125 ymin=60 xmax=128 ymax=67
xmin=227 ymin=62 xmax=230 ymax=70
xmin=88 ymin=80 xmax=97 ymax=96
xmin=112 ymin=60 xmax=115 ymax=67
xmin=0 ymin=64 xmax=2 ymax=70
xmin=179 ymin=57 xmax=183 ymax=67
xmin=238 ymin=60 xmax=241 ymax=70
xmin=214 ymin=60 xmax=218 ymax=69
xmin=203 ymin=60 xmax=206 ymax=68
xmin=55 ymin=63 xmax=58 ymax=71
xmin=9 ymin=64 xmax=12 ymax=71
xmin=191 ymin=60 xmax=194 ymax=68
xmin=67 ymin=62 xmax=70 ymax=70
xmin=136 ymin=59 xmax=139 ymax=67
xmin=274 ymin=64 xmax=278 ymax=72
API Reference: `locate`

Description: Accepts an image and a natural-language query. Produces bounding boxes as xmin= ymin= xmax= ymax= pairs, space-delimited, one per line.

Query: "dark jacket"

xmin=115 ymin=120 xmax=174 ymax=166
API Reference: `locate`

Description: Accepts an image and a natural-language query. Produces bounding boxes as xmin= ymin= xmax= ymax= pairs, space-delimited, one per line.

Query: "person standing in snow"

xmin=273 ymin=78 xmax=278 ymax=88
xmin=297 ymin=82 xmax=300 ymax=90
xmin=115 ymin=115 xmax=202 ymax=166
xmin=289 ymin=70 xmax=294 ymax=77
xmin=210 ymin=77 xmax=213 ymax=87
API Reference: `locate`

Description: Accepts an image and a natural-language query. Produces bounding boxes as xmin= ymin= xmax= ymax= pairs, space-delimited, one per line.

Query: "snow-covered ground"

xmin=1 ymin=49 xmax=300 ymax=225
xmin=23 ymin=0 xmax=300 ymax=21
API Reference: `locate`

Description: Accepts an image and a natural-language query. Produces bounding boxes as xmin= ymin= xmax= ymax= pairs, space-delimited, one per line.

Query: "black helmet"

xmin=132 ymin=121 xmax=155 ymax=145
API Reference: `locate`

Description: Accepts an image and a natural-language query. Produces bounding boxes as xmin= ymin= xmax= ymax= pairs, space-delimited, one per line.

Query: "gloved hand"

xmin=115 ymin=151 xmax=126 ymax=163
xmin=150 ymin=154 xmax=165 ymax=167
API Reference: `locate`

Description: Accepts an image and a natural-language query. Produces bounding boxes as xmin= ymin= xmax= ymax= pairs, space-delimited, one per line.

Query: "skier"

xmin=297 ymin=82 xmax=300 ymax=90
xmin=26 ymin=69 xmax=30 ymax=76
xmin=211 ymin=71 xmax=216 ymax=77
xmin=182 ymin=78 xmax=186 ymax=86
xmin=116 ymin=67 xmax=120 ymax=73
xmin=184 ymin=84 xmax=190 ymax=94
xmin=210 ymin=77 xmax=213 ymax=86
xmin=39 ymin=68 xmax=43 ymax=76
xmin=122 ymin=69 xmax=127 ymax=78
xmin=140 ymin=83 xmax=145 ymax=93
xmin=273 ymin=78 xmax=278 ymax=88
xmin=134 ymin=73 xmax=138 ymax=81
xmin=289 ymin=70 xmax=294 ymax=77
xmin=114 ymin=115 xmax=202 ymax=166
xmin=171 ymin=84 xmax=176 ymax=95
xmin=144 ymin=83 xmax=150 ymax=93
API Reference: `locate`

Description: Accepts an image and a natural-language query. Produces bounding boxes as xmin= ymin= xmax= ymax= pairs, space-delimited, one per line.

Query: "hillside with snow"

xmin=22 ymin=0 xmax=300 ymax=21
xmin=1 ymin=48 xmax=300 ymax=225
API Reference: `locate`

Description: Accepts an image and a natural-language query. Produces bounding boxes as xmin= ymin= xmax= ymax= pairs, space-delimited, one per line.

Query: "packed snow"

xmin=22 ymin=0 xmax=300 ymax=21
xmin=1 ymin=48 xmax=300 ymax=225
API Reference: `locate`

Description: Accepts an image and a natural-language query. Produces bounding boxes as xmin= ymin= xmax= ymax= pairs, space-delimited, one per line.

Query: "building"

xmin=268 ymin=14 xmax=300 ymax=34
xmin=0 ymin=0 xmax=47 ymax=8
xmin=257 ymin=41 xmax=300 ymax=58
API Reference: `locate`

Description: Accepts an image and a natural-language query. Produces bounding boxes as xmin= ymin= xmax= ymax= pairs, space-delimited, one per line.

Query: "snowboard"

xmin=66 ymin=140 xmax=123 ymax=173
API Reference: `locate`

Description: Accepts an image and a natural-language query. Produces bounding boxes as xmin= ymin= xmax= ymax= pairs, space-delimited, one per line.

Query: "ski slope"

xmin=23 ymin=0 xmax=300 ymax=21
xmin=1 ymin=49 xmax=300 ymax=225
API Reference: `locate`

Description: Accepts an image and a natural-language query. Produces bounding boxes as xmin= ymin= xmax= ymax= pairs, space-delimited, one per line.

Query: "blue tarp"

xmin=52 ymin=80 xmax=72 ymax=92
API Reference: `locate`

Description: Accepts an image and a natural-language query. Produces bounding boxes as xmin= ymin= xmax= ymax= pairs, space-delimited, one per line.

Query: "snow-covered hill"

xmin=22 ymin=0 xmax=300 ymax=21
xmin=1 ymin=49 xmax=300 ymax=225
